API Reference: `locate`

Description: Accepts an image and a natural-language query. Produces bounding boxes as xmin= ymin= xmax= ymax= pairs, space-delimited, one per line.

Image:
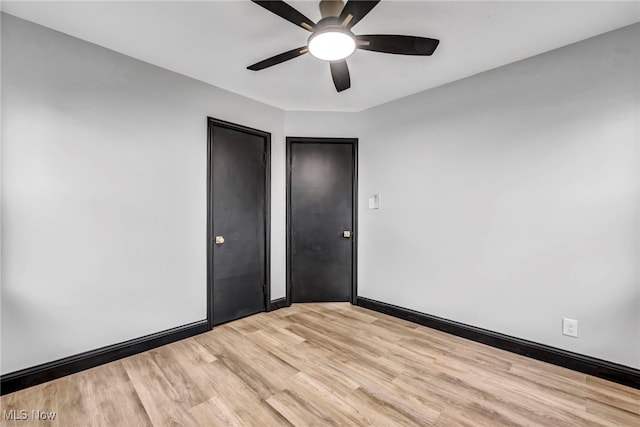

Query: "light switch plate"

xmin=369 ymin=194 xmax=380 ymax=209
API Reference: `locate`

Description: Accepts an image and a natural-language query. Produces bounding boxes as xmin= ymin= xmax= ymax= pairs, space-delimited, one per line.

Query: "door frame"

xmin=207 ymin=117 xmax=271 ymax=329
xmin=285 ymin=137 xmax=358 ymax=306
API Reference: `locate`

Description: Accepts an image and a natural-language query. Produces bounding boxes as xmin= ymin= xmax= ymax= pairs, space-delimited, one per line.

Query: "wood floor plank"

xmin=282 ymin=372 xmax=375 ymax=425
xmin=121 ymin=352 xmax=199 ymax=426
xmin=163 ymin=337 xmax=218 ymax=367
xmin=430 ymin=361 xmax=599 ymax=426
xmin=202 ymin=360 xmax=293 ymax=427
xmin=242 ymin=329 xmax=316 ymax=369
xmin=351 ymin=385 xmax=437 ymax=426
xmin=266 ymin=388 xmax=338 ymax=427
xmin=189 ymin=396 xmax=247 ymax=426
xmin=197 ymin=324 xmax=300 ymax=401
xmin=3 ymin=303 xmax=638 ymax=426
xmin=586 ymin=375 xmax=640 ymax=415
xmin=393 ymin=370 xmax=526 ymax=427
xmin=585 ymin=398 xmax=640 ymax=426
xmin=94 ymin=380 xmax=153 ymax=427
xmin=56 ymin=369 xmax=107 ymax=426
xmin=148 ymin=345 xmax=209 ymax=408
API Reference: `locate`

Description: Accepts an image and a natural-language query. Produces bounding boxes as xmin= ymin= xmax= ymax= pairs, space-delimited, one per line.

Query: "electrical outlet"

xmin=562 ymin=318 xmax=578 ymax=338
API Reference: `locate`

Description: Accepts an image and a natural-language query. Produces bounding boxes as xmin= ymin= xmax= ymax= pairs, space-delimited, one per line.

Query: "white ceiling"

xmin=2 ymin=1 xmax=639 ymax=111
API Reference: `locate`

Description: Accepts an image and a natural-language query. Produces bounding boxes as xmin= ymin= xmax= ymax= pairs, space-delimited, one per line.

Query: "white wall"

xmin=1 ymin=14 xmax=286 ymax=374
xmin=358 ymin=23 xmax=640 ymax=368
xmin=284 ymin=111 xmax=360 ymax=139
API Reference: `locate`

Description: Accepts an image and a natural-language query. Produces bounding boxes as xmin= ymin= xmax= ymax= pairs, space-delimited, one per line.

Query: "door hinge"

xmin=263 ymin=152 xmax=267 ymax=164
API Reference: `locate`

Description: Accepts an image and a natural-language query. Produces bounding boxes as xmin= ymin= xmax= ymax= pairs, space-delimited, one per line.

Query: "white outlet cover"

xmin=562 ymin=318 xmax=578 ymax=338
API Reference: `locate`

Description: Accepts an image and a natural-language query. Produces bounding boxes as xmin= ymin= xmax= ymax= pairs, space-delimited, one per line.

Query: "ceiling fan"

xmin=247 ymin=0 xmax=440 ymax=92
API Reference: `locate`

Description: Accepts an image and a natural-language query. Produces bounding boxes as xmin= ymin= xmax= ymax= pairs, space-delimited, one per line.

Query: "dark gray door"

xmin=209 ymin=118 xmax=270 ymax=326
xmin=288 ymin=138 xmax=357 ymax=303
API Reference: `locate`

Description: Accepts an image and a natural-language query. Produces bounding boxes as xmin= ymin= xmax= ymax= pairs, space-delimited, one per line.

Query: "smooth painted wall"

xmin=1 ymin=14 xmax=286 ymax=374
xmin=358 ymin=23 xmax=640 ymax=368
xmin=284 ymin=111 xmax=361 ymax=139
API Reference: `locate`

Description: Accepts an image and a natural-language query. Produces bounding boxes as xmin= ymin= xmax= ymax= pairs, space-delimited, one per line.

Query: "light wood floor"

xmin=1 ymin=303 xmax=639 ymax=426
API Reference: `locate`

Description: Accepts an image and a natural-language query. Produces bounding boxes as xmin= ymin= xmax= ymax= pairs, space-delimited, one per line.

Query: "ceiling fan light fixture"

xmin=247 ymin=0 xmax=441 ymax=93
xmin=308 ymin=28 xmax=356 ymax=61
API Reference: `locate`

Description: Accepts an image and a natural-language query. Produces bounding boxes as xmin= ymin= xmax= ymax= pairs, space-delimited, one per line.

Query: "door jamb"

xmin=285 ymin=137 xmax=358 ymax=307
xmin=207 ymin=117 xmax=271 ymax=329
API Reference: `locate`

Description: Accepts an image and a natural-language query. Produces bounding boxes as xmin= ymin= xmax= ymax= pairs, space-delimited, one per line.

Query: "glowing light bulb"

xmin=308 ymin=30 xmax=356 ymax=61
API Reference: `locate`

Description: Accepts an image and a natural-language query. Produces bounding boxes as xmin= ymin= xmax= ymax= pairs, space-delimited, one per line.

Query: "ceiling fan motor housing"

xmin=319 ymin=0 xmax=345 ymax=18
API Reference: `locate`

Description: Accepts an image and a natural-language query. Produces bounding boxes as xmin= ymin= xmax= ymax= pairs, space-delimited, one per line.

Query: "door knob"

xmin=215 ymin=236 xmax=225 ymax=245
xmin=343 ymin=231 xmax=351 ymax=238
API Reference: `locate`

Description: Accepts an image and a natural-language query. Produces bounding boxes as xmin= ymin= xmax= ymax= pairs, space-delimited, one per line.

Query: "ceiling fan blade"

xmin=356 ymin=35 xmax=440 ymax=55
xmin=330 ymin=60 xmax=351 ymax=92
xmin=338 ymin=0 xmax=380 ymax=28
xmin=247 ymin=46 xmax=308 ymax=71
xmin=251 ymin=0 xmax=315 ymax=31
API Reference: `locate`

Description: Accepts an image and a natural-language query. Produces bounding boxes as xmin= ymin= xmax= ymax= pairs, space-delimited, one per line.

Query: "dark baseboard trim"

xmin=357 ymin=297 xmax=640 ymax=390
xmin=269 ymin=297 xmax=288 ymax=311
xmin=1 ymin=320 xmax=209 ymax=395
